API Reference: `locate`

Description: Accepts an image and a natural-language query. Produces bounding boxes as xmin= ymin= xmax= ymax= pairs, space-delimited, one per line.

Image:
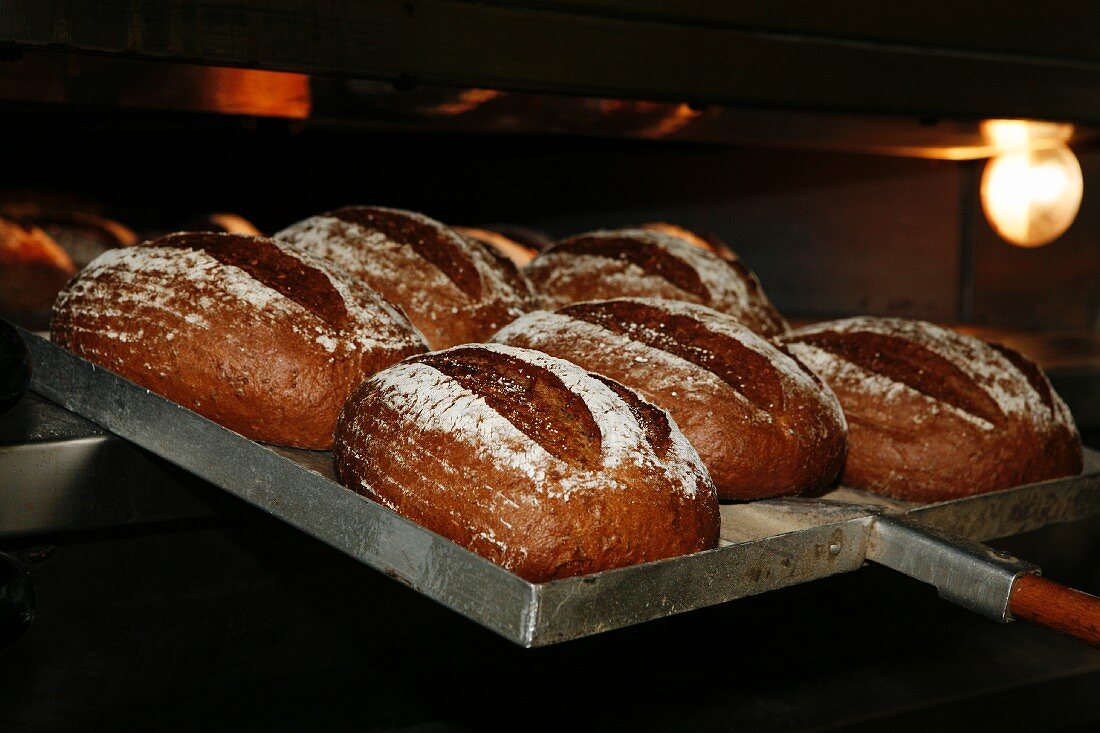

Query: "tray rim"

xmin=20 ymin=327 xmax=1100 ymax=647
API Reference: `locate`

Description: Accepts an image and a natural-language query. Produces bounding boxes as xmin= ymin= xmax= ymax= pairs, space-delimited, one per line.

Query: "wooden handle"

xmin=1009 ymin=573 xmax=1100 ymax=646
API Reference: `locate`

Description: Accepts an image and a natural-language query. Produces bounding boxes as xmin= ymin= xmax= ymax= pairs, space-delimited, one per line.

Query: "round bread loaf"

xmin=334 ymin=343 xmax=720 ymax=582
xmin=0 ymin=216 xmax=77 ymax=314
xmin=52 ymin=232 xmax=427 ymax=449
xmin=494 ymin=298 xmax=846 ymax=500
xmin=276 ymin=206 xmax=532 ymax=349
xmin=779 ymin=317 xmax=1082 ymax=502
xmin=524 ymin=228 xmax=788 ymax=337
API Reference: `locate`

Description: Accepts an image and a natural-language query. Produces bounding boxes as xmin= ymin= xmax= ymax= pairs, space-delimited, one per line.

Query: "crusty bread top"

xmin=275 ymin=206 xmax=530 ymax=322
xmin=53 ymin=232 xmax=425 ymax=359
xmin=342 ymin=343 xmax=712 ymax=504
xmin=525 ymin=228 xmax=787 ymax=335
xmin=782 ymin=317 xmax=1075 ymax=433
xmin=494 ymin=298 xmax=840 ymax=427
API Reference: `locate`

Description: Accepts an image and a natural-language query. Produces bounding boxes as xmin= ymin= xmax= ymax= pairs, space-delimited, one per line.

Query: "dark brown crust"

xmin=494 ymin=301 xmax=846 ymax=500
xmin=780 ymin=320 xmax=1082 ymax=502
xmin=152 ymin=232 xmax=350 ymax=328
xmin=278 ymin=207 xmax=530 ymax=349
xmin=795 ymin=330 xmax=1003 ymax=425
xmin=726 ymin=257 xmax=761 ymax=295
xmin=473 ymin=233 xmax=534 ymax=298
xmin=333 ymin=349 xmax=719 ymax=583
xmin=988 ymin=341 xmax=1055 ymax=411
xmin=331 ymin=206 xmax=482 ymax=300
xmin=525 ymin=229 xmax=789 ymax=337
xmin=555 ymin=235 xmax=710 ymax=300
xmin=561 ymin=300 xmax=785 ymax=413
xmin=51 ymin=236 xmax=426 ymax=449
xmin=412 ymin=347 xmax=603 ymax=470
xmin=590 ymin=373 xmax=672 ymax=459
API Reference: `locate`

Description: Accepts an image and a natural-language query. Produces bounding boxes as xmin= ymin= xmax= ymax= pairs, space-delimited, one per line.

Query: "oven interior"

xmin=2 ymin=32 xmax=1100 ymax=732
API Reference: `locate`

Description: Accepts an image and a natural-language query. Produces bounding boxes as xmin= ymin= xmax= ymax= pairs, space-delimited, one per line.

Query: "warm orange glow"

xmin=638 ymin=103 xmax=701 ymax=138
xmin=981 ymin=119 xmax=1073 ymax=151
xmin=428 ymin=89 xmax=502 ymax=116
xmin=198 ymin=68 xmax=312 ymax=119
xmin=980 ymin=142 xmax=1082 ymax=247
xmin=204 ymin=213 xmax=262 ymax=236
xmin=640 ymin=222 xmax=713 ymax=251
xmin=453 ymin=226 xmax=536 ymax=267
xmin=117 ymin=66 xmax=311 ymax=119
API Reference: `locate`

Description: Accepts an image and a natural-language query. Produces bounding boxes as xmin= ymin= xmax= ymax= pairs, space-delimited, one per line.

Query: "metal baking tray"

xmin=20 ymin=329 xmax=1100 ymax=647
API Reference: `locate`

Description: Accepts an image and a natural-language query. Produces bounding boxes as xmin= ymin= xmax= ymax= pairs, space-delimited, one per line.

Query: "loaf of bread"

xmin=640 ymin=222 xmax=738 ymax=261
xmin=52 ymin=232 xmax=427 ymax=449
xmin=1 ymin=203 xmax=137 ymax=268
xmin=453 ymin=226 xmax=539 ymax=267
xmin=494 ymin=298 xmax=847 ymax=500
xmin=780 ymin=317 xmax=1082 ymax=502
xmin=178 ymin=212 xmax=262 ymax=236
xmin=276 ymin=206 xmax=532 ymax=349
xmin=0 ymin=216 xmax=77 ymax=313
xmin=524 ymin=228 xmax=788 ymax=337
xmin=334 ymin=343 xmax=720 ymax=582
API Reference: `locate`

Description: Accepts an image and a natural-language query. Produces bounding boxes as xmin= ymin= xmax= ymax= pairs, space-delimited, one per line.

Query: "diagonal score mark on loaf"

xmin=561 ymin=300 xmax=785 ymax=412
xmin=556 ymin=235 xmax=710 ymax=301
xmin=726 ymin=256 xmax=761 ymax=295
xmin=589 ymin=374 xmax=672 ymax=458
xmin=331 ymin=207 xmax=483 ymax=300
xmin=153 ymin=232 xmax=350 ymax=327
xmin=791 ymin=330 xmax=1005 ymax=424
xmin=412 ymin=347 xmax=604 ymax=470
xmin=987 ymin=342 xmax=1055 ymax=411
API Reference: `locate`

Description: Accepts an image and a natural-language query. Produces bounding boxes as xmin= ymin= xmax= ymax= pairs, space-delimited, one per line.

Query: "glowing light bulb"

xmin=980 ymin=141 xmax=1082 ymax=247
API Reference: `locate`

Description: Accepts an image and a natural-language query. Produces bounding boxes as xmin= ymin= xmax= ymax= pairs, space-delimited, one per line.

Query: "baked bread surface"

xmin=277 ymin=206 xmax=531 ymax=349
xmin=334 ymin=343 xmax=720 ymax=582
xmin=780 ymin=317 xmax=1082 ymax=501
xmin=494 ymin=298 xmax=847 ymax=500
xmin=523 ymin=228 xmax=787 ymax=336
xmin=52 ymin=232 xmax=427 ymax=449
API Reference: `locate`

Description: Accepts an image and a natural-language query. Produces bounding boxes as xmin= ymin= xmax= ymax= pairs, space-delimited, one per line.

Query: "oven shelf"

xmin=4 ymin=1 xmax=1100 ymax=123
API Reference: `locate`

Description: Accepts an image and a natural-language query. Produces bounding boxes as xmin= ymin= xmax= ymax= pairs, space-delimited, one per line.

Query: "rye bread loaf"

xmin=453 ymin=226 xmax=539 ymax=267
xmin=524 ymin=228 xmax=788 ymax=337
xmin=276 ymin=206 xmax=531 ymax=349
xmin=333 ymin=343 xmax=720 ymax=582
xmin=639 ymin=222 xmax=738 ymax=261
xmin=0 ymin=205 xmax=138 ymax=269
xmin=780 ymin=317 xmax=1082 ymax=502
xmin=51 ymin=232 xmax=427 ymax=449
xmin=179 ymin=212 xmax=263 ymax=236
xmin=494 ymin=298 xmax=847 ymax=500
xmin=0 ymin=216 xmax=77 ymax=313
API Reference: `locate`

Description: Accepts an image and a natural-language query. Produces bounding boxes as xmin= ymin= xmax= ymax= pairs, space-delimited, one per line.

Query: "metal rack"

xmin=20 ymin=329 xmax=1100 ymax=646
xmin=3 ymin=2 xmax=1100 ymax=121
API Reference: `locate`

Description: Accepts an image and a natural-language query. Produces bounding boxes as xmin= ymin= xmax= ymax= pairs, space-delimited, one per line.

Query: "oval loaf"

xmin=523 ymin=228 xmax=787 ymax=336
xmin=494 ymin=298 xmax=847 ymax=500
xmin=334 ymin=343 xmax=720 ymax=582
xmin=276 ymin=206 xmax=532 ymax=349
xmin=779 ymin=317 xmax=1082 ymax=501
xmin=51 ymin=232 xmax=427 ymax=449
